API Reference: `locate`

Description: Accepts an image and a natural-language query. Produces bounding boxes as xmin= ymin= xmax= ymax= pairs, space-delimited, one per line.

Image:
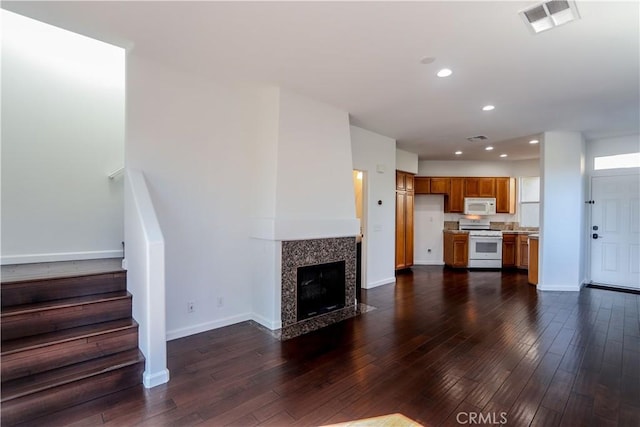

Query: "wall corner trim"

xmin=143 ymin=369 xmax=170 ymax=388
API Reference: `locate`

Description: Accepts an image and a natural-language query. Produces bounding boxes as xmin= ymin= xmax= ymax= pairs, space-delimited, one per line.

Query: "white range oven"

xmin=459 ymin=218 xmax=503 ymax=269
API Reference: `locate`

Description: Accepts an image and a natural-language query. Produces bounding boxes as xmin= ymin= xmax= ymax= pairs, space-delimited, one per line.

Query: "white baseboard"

xmin=252 ymin=313 xmax=282 ymax=330
xmin=364 ymin=277 xmax=396 ymax=289
xmin=143 ymin=369 xmax=170 ymax=388
xmin=1 ymin=250 xmax=124 ymax=265
xmin=537 ymin=282 xmax=581 ymax=292
xmin=414 ymin=260 xmax=445 ymax=266
xmin=166 ymin=313 xmax=253 ymax=341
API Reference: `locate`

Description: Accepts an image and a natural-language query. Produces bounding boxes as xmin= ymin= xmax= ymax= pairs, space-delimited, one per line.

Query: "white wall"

xmin=509 ymin=159 xmax=541 ymax=177
xmin=272 ymin=89 xmax=359 ymax=239
xmin=414 ymin=195 xmax=445 ymax=265
xmin=396 ymin=149 xmax=419 ymax=174
xmin=539 ymin=131 xmax=586 ymax=291
xmin=418 ymin=159 xmax=539 ymax=177
xmin=126 ymin=54 xmax=254 ymax=340
xmin=1 ymin=11 xmax=125 ymax=264
xmin=351 ymin=126 xmax=397 ymax=289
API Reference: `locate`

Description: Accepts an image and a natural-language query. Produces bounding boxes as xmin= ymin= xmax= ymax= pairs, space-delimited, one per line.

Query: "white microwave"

xmin=464 ymin=198 xmax=497 ymax=215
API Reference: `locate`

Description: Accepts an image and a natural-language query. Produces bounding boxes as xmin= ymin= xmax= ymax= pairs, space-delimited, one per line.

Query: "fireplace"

xmin=297 ymin=261 xmax=346 ymax=321
xmin=280 ymin=237 xmax=357 ymax=339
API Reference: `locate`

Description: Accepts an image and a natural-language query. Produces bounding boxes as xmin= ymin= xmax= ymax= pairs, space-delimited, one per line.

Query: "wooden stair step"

xmin=1 ymin=319 xmax=139 ymax=382
xmin=1 ymin=291 xmax=132 ymax=342
xmin=1 ymin=271 xmax=126 ymax=308
xmin=0 ymin=349 xmax=144 ymax=426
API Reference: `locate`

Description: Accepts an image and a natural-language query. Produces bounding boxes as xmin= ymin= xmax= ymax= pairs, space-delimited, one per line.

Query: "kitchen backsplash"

xmin=444 ymin=220 xmax=538 ymax=231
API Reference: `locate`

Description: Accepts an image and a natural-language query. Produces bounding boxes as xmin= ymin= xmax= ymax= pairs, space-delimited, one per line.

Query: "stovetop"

xmin=459 ymin=218 xmax=502 ymax=237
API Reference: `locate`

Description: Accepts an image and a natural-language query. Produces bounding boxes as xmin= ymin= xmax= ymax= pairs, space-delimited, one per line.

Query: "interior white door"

xmin=590 ymin=174 xmax=640 ymax=289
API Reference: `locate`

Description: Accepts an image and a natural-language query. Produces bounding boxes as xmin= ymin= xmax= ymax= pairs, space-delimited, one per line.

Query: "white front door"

xmin=590 ymin=174 xmax=640 ymax=289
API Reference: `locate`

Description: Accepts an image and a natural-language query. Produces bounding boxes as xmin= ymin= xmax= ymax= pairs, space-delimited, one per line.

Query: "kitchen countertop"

xmin=444 ymin=229 xmax=538 ymax=235
xmin=528 ymin=234 xmax=539 ymax=239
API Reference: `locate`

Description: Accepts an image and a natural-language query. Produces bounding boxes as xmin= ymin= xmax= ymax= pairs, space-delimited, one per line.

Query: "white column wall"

xmin=539 ymin=131 xmax=586 ymax=291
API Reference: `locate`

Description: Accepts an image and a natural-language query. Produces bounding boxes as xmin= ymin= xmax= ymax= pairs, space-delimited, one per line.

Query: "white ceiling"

xmin=3 ymin=1 xmax=639 ymax=161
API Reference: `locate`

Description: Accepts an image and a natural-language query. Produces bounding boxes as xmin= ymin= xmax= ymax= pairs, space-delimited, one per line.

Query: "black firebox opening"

xmin=296 ymin=260 xmax=346 ymax=321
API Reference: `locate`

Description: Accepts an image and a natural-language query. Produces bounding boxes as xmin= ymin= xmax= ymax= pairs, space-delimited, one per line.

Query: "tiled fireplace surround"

xmin=279 ymin=236 xmax=357 ymax=340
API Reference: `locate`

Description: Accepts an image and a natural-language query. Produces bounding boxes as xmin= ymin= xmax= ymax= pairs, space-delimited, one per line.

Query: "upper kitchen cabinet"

xmin=396 ymin=171 xmax=414 ymax=191
xmin=416 ymin=176 xmax=515 ymax=214
xmin=430 ymin=177 xmax=450 ymax=194
xmin=447 ymin=178 xmax=465 ymax=213
xmin=496 ymin=177 xmax=516 ymax=214
xmin=414 ymin=177 xmax=430 ymax=194
xmin=464 ymin=177 xmax=496 ymax=197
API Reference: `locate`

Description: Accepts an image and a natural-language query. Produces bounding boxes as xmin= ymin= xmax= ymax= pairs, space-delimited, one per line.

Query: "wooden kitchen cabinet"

xmin=419 ymin=176 xmax=514 ymax=214
xmin=465 ymin=178 xmax=496 ymax=197
xmin=396 ymin=171 xmax=412 ymax=191
xmin=502 ymin=233 xmax=517 ymax=268
xmin=447 ymin=178 xmax=465 ymax=213
xmin=528 ymin=236 xmax=539 ymax=285
xmin=444 ymin=231 xmax=468 ymax=268
xmin=496 ymin=177 xmax=516 ymax=214
xmin=414 ymin=177 xmax=431 ymax=194
xmin=516 ymin=234 xmax=529 ymax=269
xmin=430 ymin=177 xmax=450 ymax=194
xmin=396 ymin=171 xmax=415 ymax=270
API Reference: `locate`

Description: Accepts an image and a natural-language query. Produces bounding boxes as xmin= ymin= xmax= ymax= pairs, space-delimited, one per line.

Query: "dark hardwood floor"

xmin=17 ymin=266 xmax=640 ymax=426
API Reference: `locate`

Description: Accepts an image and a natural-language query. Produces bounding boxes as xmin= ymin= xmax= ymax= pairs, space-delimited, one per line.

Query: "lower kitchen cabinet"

xmin=502 ymin=233 xmax=517 ymax=268
xmin=516 ymin=234 xmax=529 ymax=269
xmin=528 ymin=236 xmax=539 ymax=285
xmin=444 ymin=231 xmax=468 ymax=268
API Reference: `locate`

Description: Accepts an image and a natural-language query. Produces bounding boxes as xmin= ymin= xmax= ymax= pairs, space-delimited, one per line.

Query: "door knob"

xmin=592 ymin=233 xmax=599 ymax=239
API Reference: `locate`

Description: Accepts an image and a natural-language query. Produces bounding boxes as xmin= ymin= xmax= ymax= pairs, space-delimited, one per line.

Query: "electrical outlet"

xmin=187 ymin=302 xmax=195 ymax=313
xmin=217 ymin=297 xmax=224 ymax=308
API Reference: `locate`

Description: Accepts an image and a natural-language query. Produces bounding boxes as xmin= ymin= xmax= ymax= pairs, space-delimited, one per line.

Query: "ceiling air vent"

xmin=466 ymin=135 xmax=488 ymax=142
xmin=520 ymin=0 xmax=580 ymax=34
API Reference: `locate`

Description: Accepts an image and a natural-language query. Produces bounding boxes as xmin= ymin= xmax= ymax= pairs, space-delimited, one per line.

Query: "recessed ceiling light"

xmin=482 ymin=105 xmax=495 ymax=111
xmin=455 ymin=151 xmax=463 ymax=155
xmin=485 ymin=146 xmax=494 ymax=151
xmin=529 ymin=139 xmax=539 ymax=144
xmin=500 ymin=154 xmax=508 ymax=158
xmin=437 ymin=68 xmax=453 ymax=77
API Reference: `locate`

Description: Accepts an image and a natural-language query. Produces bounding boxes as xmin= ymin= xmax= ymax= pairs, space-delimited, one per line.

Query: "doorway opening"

xmin=353 ymin=170 xmax=366 ymax=300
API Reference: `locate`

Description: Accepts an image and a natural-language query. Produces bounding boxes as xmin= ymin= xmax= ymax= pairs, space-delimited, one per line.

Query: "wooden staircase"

xmin=1 ymin=270 xmax=145 ymax=426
